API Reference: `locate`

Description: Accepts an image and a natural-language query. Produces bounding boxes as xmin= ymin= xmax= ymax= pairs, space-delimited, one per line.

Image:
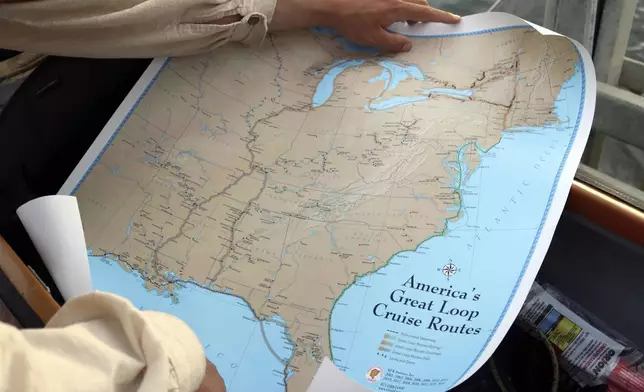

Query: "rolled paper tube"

xmin=17 ymin=195 xmax=93 ymax=301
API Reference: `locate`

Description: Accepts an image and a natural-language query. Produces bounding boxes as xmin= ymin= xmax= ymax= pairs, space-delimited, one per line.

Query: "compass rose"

xmin=442 ymin=263 xmax=458 ymax=278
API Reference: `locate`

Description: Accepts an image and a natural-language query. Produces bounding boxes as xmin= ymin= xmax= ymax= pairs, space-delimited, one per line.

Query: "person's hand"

xmin=196 ymin=361 xmax=226 ymax=392
xmin=270 ymin=0 xmax=460 ymax=53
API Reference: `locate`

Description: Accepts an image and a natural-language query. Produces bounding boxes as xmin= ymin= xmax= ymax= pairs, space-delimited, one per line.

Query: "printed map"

xmin=74 ymin=25 xmax=586 ymax=392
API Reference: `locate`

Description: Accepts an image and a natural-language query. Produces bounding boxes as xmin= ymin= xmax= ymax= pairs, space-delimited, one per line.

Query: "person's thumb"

xmin=374 ymin=29 xmax=413 ymax=53
xmin=196 ymin=361 xmax=226 ymax=392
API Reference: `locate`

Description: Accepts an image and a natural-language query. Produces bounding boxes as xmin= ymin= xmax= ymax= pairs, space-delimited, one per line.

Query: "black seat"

xmin=0 ymin=56 xmax=151 ymax=303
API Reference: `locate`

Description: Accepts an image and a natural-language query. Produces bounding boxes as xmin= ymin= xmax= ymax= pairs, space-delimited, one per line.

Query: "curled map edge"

xmin=17 ymin=195 xmax=93 ymax=301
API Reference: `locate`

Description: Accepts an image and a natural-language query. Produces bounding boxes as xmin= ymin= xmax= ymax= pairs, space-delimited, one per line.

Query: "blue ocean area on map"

xmin=330 ymin=63 xmax=583 ymax=390
xmin=90 ymin=256 xmax=294 ymax=392
xmin=87 ymin=30 xmax=584 ymax=391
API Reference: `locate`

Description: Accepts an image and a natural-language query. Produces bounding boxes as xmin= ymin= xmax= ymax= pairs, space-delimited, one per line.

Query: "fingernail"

xmin=450 ymin=12 xmax=461 ymax=20
xmin=402 ymin=42 xmax=412 ymax=52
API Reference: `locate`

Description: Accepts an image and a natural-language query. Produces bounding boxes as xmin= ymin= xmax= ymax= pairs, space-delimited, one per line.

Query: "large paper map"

xmin=62 ymin=13 xmax=595 ymax=392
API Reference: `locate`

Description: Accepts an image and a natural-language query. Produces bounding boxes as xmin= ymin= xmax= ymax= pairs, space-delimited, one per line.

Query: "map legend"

xmin=387 ymin=332 xmax=442 ymax=366
xmin=377 ymin=333 xmax=395 ymax=358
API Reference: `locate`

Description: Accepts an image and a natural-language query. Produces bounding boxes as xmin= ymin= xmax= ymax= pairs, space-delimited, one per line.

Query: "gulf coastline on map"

xmin=78 ymin=24 xmax=583 ymax=392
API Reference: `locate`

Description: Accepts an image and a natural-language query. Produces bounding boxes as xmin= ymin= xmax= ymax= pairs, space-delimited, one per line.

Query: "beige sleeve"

xmin=0 ymin=292 xmax=206 ymax=392
xmin=0 ymin=0 xmax=276 ymax=58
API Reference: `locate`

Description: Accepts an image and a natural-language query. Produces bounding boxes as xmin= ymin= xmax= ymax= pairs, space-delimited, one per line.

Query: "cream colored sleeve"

xmin=0 ymin=292 xmax=206 ymax=392
xmin=0 ymin=0 xmax=276 ymax=58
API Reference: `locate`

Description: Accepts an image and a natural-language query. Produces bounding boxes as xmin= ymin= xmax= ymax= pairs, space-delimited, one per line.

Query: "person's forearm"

xmin=0 ymin=292 xmax=206 ymax=392
xmin=1 ymin=0 xmax=459 ymax=58
xmin=0 ymin=0 xmax=276 ymax=58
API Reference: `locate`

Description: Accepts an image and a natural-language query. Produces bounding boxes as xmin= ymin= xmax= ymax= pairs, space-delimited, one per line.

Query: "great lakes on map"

xmin=73 ymin=26 xmax=583 ymax=392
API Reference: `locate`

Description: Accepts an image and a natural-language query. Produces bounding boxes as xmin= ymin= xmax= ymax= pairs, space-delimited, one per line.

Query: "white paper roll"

xmin=17 ymin=195 xmax=92 ymax=300
xmin=307 ymin=358 xmax=370 ymax=392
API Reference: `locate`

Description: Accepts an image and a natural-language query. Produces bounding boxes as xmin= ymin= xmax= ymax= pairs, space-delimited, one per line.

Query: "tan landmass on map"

xmin=76 ymin=28 xmax=579 ymax=391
